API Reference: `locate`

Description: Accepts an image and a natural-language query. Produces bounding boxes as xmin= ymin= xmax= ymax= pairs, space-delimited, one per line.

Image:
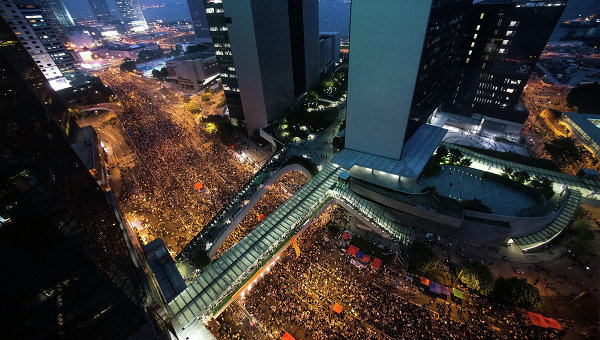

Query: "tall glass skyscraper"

xmin=86 ymin=0 xmax=114 ymax=23
xmin=0 ymin=16 xmax=154 ymax=339
xmin=187 ymin=0 xmax=212 ymax=43
xmin=115 ymin=0 xmax=148 ymax=32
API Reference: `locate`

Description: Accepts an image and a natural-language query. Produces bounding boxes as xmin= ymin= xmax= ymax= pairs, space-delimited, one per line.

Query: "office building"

xmin=36 ymin=0 xmax=74 ymax=28
xmin=115 ymin=0 xmax=148 ymax=33
xmin=0 ymin=17 xmax=153 ymax=339
xmin=409 ymin=0 xmax=471 ymax=123
xmin=0 ymin=0 xmax=78 ymax=90
xmin=319 ymin=32 xmax=340 ymax=76
xmin=86 ymin=0 xmax=114 ymax=23
xmin=203 ymin=0 xmax=319 ymax=134
xmin=165 ymin=51 xmax=219 ymax=91
xmin=345 ymin=0 xmax=450 ymax=160
xmin=187 ymin=0 xmax=212 ymax=43
xmin=447 ymin=0 xmax=566 ymax=125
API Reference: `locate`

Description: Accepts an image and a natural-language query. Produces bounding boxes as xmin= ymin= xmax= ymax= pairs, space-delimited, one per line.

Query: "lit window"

xmin=502 ymin=39 xmax=509 ymax=45
xmin=476 ymin=25 xmax=480 ymax=31
xmin=206 ymin=8 xmax=214 ymax=14
xmin=499 ymin=48 xmax=506 ymax=54
xmin=480 ymin=13 xmax=484 ymax=19
xmin=506 ymin=88 xmax=514 ymax=93
xmin=473 ymin=34 xmax=478 ymax=39
xmin=466 ymin=57 xmax=470 ymax=64
xmin=509 ymin=21 xmax=518 ymax=27
xmin=470 ymin=42 xmax=475 ymax=47
xmin=468 ymin=50 xmax=472 ymax=55
xmin=506 ymin=31 xmax=514 ymax=36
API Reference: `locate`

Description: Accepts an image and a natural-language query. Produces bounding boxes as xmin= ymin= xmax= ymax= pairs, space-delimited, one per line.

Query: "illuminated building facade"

xmin=115 ymin=0 xmax=148 ymax=33
xmin=0 ymin=0 xmax=77 ymax=90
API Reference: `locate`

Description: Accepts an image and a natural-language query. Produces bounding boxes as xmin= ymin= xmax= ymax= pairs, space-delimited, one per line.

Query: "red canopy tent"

xmin=257 ymin=213 xmax=265 ymax=221
xmin=347 ymin=245 xmax=359 ymax=256
xmin=543 ymin=317 xmax=561 ymax=330
xmin=341 ymin=232 xmax=350 ymax=240
xmin=333 ymin=303 xmax=343 ymax=314
xmin=281 ymin=332 xmax=295 ymax=340
xmin=194 ymin=182 xmax=203 ymax=191
xmin=420 ymin=277 xmax=430 ymax=286
xmin=362 ymin=254 xmax=371 ymax=263
xmin=371 ymin=257 xmax=382 ymax=269
xmin=527 ymin=312 xmax=548 ymax=328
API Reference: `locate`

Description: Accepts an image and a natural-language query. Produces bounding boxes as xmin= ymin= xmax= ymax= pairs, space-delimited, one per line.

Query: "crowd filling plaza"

xmin=206 ymin=205 xmax=566 ymax=340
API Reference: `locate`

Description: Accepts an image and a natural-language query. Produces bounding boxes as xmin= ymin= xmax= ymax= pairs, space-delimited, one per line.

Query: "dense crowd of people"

xmin=215 ymin=171 xmax=309 ymax=256
xmin=100 ymin=70 xmax=255 ymax=254
xmin=209 ymin=205 xmax=563 ymax=340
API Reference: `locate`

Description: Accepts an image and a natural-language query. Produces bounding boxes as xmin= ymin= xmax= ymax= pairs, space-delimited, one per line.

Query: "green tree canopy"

xmin=408 ymin=241 xmax=439 ymax=276
xmin=491 ymin=277 xmax=542 ymax=310
xmin=459 ymin=262 xmax=494 ymax=296
xmin=544 ymin=137 xmax=591 ymax=167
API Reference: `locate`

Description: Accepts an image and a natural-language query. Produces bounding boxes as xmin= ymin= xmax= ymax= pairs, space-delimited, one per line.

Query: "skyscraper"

xmin=203 ymin=0 xmax=319 ymax=134
xmin=0 ymin=16 xmax=153 ymax=339
xmin=447 ymin=0 xmax=566 ymax=126
xmin=345 ymin=0 xmax=437 ymax=159
xmin=36 ymin=0 xmax=74 ymax=28
xmin=86 ymin=0 xmax=114 ymax=23
xmin=115 ymin=0 xmax=148 ymax=33
xmin=187 ymin=0 xmax=212 ymax=43
xmin=0 ymin=0 xmax=78 ymax=90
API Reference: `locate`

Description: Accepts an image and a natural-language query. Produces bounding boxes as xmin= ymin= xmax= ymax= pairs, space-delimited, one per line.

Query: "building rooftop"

xmin=144 ymin=238 xmax=187 ymax=303
xmin=332 ymin=124 xmax=447 ymax=179
xmin=563 ymin=112 xmax=600 ymax=144
xmin=70 ymin=125 xmax=96 ymax=170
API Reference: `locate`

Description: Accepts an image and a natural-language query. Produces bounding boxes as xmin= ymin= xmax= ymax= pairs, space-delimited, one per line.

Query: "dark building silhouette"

xmin=86 ymin=0 xmax=114 ymax=23
xmin=187 ymin=0 xmax=212 ymax=43
xmin=446 ymin=0 xmax=567 ymax=124
xmin=0 ymin=17 xmax=154 ymax=339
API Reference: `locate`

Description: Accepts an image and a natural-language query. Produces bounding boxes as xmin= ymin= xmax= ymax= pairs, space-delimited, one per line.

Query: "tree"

xmin=459 ymin=262 xmax=494 ymax=296
xmin=408 ymin=241 xmax=439 ymax=276
xmin=191 ymin=249 xmax=211 ymax=269
xmin=528 ymin=176 xmax=554 ymax=199
xmin=461 ymin=199 xmax=492 ymax=213
xmin=332 ymin=136 xmax=344 ymax=152
xmin=216 ymin=96 xmax=226 ymax=108
xmin=448 ymin=148 xmax=463 ymax=165
xmin=491 ymin=277 xmax=542 ymax=310
xmin=569 ymin=218 xmax=596 ymax=256
xmin=459 ymin=158 xmax=472 ymax=167
xmin=567 ymin=82 xmax=600 ymax=113
xmin=502 ymin=167 xmax=514 ymax=179
xmin=119 ymin=58 xmax=136 ymax=72
xmin=435 ymin=145 xmax=448 ymax=161
xmin=201 ymin=93 xmax=212 ymax=102
xmin=182 ymin=96 xmax=191 ymax=103
xmin=152 ymin=67 xmax=169 ymax=80
xmin=184 ymin=101 xmax=200 ymax=114
xmin=544 ymin=137 xmax=590 ymax=168
xmin=512 ymin=170 xmax=530 ymax=184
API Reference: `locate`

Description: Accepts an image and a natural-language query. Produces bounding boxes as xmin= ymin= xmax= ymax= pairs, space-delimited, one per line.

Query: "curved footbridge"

xmin=167 ymin=163 xmax=412 ymax=335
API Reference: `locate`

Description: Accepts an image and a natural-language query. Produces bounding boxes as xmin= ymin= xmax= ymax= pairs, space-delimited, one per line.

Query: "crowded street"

xmin=91 ymin=69 xmax=257 ymax=255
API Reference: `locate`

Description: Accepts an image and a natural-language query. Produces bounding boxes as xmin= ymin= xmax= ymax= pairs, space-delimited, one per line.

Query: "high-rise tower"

xmin=186 ymin=0 xmax=212 ymax=43
xmin=115 ymin=0 xmax=148 ymax=33
xmin=0 ymin=0 xmax=78 ymax=90
xmin=203 ymin=0 xmax=319 ymax=134
xmin=86 ymin=0 xmax=114 ymax=23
